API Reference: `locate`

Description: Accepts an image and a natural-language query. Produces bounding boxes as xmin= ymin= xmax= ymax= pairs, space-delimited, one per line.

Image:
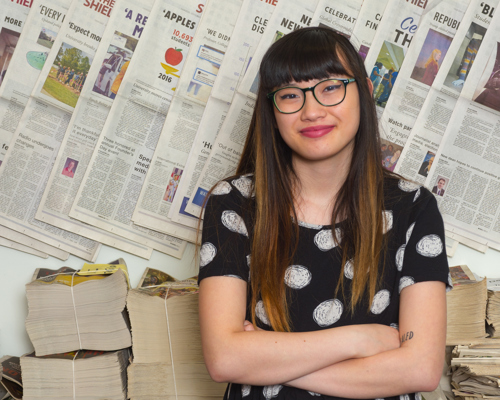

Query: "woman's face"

xmin=272 ymin=74 xmax=361 ymax=168
xmin=434 ymin=51 xmax=441 ymax=61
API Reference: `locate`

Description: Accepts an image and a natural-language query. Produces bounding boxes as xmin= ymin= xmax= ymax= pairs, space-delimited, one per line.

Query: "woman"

xmin=422 ymin=49 xmax=441 ymax=86
xmin=198 ymin=27 xmax=450 ymax=400
xmin=383 ymin=149 xmax=401 ymax=172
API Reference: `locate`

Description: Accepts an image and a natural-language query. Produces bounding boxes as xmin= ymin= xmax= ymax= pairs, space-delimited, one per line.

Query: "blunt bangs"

xmin=259 ymin=28 xmax=355 ymax=92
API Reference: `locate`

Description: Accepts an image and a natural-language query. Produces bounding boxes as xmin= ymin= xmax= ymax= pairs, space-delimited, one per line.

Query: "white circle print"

xmin=447 ymin=273 xmax=453 ymax=292
xmin=212 ymin=180 xmax=232 ymax=195
xmin=313 ymin=299 xmax=343 ymax=327
xmin=400 ymin=394 xmax=410 ymax=400
xmin=263 ymin=384 xmax=283 ymax=399
xmin=231 ymin=176 xmax=253 ymax=198
xmin=416 ymin=234 xmax=443 ymax=257
xmin=255 ymin=300 xmax=270 ymax=325
xmin=308 ymin=391 xmax=321 ymax=396
xmin=344 ymin=259 xmax=354 ymax=279
xmin=415 ymin=393 xmax=422 ymax=400
xmin=221 ymin=210 xmax=249 ymax=237
xmin=314 ymin=228 xmax=341 ymax=251
xmin=414 ymin=187 xmax=421 ymax=202
xmin=383 ymin=210 xmax=393 ymax=233
xmin=199 ymin=242 xmax=217 ymax=267
xmin=284 ymin=265 xmax=312 ymax=289
xmin=371 ymin=289 xmax=390 ymax=314
xmin=390 ymin=323 xmax=399 ymax=330
xmin=241 ymin=384 xmax=251 ymax=397
xmin=398 ymin=180 xmax=420 ymax=192
xmin=395 ymin=244 xmax=405 ymax=271
xmin=399 ymin=276 xmax=415 ymax=293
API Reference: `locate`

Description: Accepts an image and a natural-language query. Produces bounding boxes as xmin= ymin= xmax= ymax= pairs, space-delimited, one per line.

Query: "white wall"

xmin=0 ymin=241 xmax=498 ymax=356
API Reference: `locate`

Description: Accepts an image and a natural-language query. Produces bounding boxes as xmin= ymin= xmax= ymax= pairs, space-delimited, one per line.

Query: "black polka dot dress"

xmin=199 ymin=175 xmax=452 ymax=400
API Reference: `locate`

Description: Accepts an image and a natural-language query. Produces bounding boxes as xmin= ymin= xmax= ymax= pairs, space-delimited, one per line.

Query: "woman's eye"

xmin=324 ymin=84 xmax=341 ymax=92
xmin=279 ymin=92 xmax=300 ymax=100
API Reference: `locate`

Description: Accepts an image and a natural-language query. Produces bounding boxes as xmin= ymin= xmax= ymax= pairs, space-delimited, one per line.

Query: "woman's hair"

xmin=234 ymin=27 xmax=391 ymax=332
xmin=425 ymin=49 xmax=441 ymax=68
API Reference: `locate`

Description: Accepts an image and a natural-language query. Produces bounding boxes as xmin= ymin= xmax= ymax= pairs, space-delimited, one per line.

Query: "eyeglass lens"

xmin=274 ymin=80 xmax=346 ymax=113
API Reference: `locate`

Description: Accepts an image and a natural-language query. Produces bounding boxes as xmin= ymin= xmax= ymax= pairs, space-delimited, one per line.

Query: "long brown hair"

xmin=227 ymin=27 xmax=391 ymax=332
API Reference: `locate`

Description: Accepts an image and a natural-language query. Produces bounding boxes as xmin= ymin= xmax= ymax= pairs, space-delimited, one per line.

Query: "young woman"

xmin=198 ymin=27 xmax=451 ymax=400
xmin=422 ymin=49 xmax=441 ymax=86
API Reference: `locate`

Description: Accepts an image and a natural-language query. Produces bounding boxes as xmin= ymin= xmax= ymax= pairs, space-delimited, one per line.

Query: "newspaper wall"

xmin=36 ymin=0 xmax=168 ymax=260
xmin=183 ymin=0 xmax=319 ymax=219
xmin=210 ymin=0 xmax=278 ymax=103
xmin=350 ymin=0 xmax=389 ymax=56
xmin=0 ymin=0 xmax=117 ymax=261
xmin=311 ymin=0 xmax=363 ymax=37
xmin=237 ymin=0 xmax=319 ymax=100
xmin=161 ymin=0 xmax=278 ymax=240
xmin=377 ymin=0 xmax=470 ymax=170
xmin=425 ymin=5 xmax=500 ymax=250
xmin=0 ymin=0 xmax=33 ymax=163
xmin=130 ymin=0 xmax=243 ymax=241
xmin=68 ymin=0 xmax=207 ymax=259
xmin=396 ymin=0 xmax=497 ymax=183
xmin=363 ymin=0 xmax=429 ymax=116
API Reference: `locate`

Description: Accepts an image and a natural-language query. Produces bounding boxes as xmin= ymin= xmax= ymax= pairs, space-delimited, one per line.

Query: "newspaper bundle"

xmin=0 ymin=355 xmax=22 ymax=400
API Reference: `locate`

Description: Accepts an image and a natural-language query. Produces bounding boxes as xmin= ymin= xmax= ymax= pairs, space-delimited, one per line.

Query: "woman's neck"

xmin=291 ymin=156 xmax=350 ymax=225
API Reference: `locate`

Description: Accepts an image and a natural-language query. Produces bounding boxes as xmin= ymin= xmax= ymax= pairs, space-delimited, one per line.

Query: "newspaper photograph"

xmin=311 ymin=0 xmax=363 ymax=37
xmin=174 ymin=0 xmax=243 ymax=105
xmin=425 ymin=7 xmax=500 ymax=250
xmin=237 ymin=0 xmax=318 ymax=100
xmin=31 ymin=0 xmax=116 ymax=113
xmin=210 ymin=0 xmax=277 ymax=103
xmin=185 ymin=91 xmax=254 ymax=218
xmin=0 ymin=97 xmax=101 ymax=260
xmin=350 ymin=0 xmax=389 ymax=58
xmin=377 ymin=0 xmax=470 ymax=172
xmin=66 ymin=0 xmax=207 ymax=258
xmin=363 ymin=0 xmax=429 ymax=115
xmin=159 ymin=96 xmax=230 ymax=242
xmin=36 ymin=0 xmax=160 ymax=259
xmin=395 ymin=0 xmax=497 ymax=183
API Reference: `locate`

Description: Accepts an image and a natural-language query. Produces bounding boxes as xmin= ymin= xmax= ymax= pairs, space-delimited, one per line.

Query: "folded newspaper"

xmin=126 ymin=268 xmax=225 ymax=398
xmin=25 ymin=265 xmax=131 ymax=356
xmin=20 ymin=349 xmax=129 ymax=400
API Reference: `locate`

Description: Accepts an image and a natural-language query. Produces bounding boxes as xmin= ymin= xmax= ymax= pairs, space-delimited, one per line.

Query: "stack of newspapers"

xmin=21 ymin=262 xmax=131 ymax=399
xmin=126 ymin=268 xmax=226 ymax=399
xmin=25 ymin=266 xmax=131 ymax=356
xmin=20 ymin=349 xmax=129 ymax=399
xmin=450 ymin=345 xmax=500 ymax=398
xmin=447 ymin=265 xmax=488 ymax=345
xmin=486 ymin=278 xmax=500 ymax=338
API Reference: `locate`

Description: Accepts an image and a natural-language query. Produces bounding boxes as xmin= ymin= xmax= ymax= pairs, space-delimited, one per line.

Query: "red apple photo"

xmin=165 ymin=48 xmax=183 ymax=66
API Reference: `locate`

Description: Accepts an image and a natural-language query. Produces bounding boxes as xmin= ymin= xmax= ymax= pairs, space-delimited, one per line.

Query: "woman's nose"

xmin=300 ymin=91 xmax=326 ymax=120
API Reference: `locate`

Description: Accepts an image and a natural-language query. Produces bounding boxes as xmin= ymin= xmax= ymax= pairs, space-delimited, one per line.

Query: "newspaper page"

xmin=237 ymin=0 xmax=319 ymax=100
xmin=160 ymin=96 xmax=230 ymax=242
xmin=363 ymin=0 xmax=429 ymax=117
xmin=131 ymin=0 xmax=242 ymax=239
xmin=0 ymin=0 xmax=34 ymax=163
xmin=184 ymin=92 xmax=253 ymax=219
xmin=0 ymin=0 xmax=117 ymax=261
xmin=350 ymin=0 xmax=390 ymax=58
xmin=424 ymin=6 xmax=500 ymax=250
xmin=36 ymin=0 xmax=163 ymax=259
xmin=0 ymin=235 xmax=48 ymax=258
xmin=67 ymin=0 xmax=207 ymax=258
xmin=164 ymin=0 xmax=277 ymax=236
xmin=311 ymin=0 xmax=363 ymax=37
xmin=377 ymin=0 xmax=470 ymax=171
xmin=210 ymin=0 xmax=278 ymax=103
xmin=395 ymin=0 xmax=497 ymax=184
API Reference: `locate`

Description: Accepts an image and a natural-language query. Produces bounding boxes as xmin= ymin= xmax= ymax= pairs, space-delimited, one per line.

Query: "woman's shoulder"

xmin=206 ymin=174 xmax=255 ymax=210
xmin=383 ymin=175 xmax=437 ymax=216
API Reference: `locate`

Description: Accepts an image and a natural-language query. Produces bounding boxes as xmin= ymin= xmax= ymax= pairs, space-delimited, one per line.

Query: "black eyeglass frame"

xmin=267 ymin=78 xmax=356 ymax=114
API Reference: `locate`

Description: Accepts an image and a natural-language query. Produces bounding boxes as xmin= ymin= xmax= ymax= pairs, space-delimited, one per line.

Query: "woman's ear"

xmin=366 ymin=77 xmax=374 ymax=95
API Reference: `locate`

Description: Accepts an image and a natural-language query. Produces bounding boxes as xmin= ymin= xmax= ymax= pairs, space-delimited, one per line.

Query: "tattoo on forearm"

xmin=401 ymin=331 xmax=414 ymax=344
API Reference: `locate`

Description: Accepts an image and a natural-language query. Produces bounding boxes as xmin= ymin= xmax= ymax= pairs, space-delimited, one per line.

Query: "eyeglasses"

xmin=267 ymin=78 xmax=356 ymax=114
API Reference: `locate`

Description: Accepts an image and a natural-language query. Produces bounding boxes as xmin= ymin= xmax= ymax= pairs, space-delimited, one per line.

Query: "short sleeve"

xmin=397 ymin=188 xmax=452 ymax=293
xmin=198 ymin=179 xmax=252 ymax=284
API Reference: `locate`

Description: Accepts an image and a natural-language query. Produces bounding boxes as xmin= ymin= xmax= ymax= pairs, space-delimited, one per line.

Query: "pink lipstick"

xmin=300 ymin=125 xmax=334 ymax=138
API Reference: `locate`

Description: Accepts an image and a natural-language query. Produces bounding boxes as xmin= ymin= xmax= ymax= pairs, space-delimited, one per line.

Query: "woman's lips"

xmin=300 ymin=125 xmax=335 ymax=138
